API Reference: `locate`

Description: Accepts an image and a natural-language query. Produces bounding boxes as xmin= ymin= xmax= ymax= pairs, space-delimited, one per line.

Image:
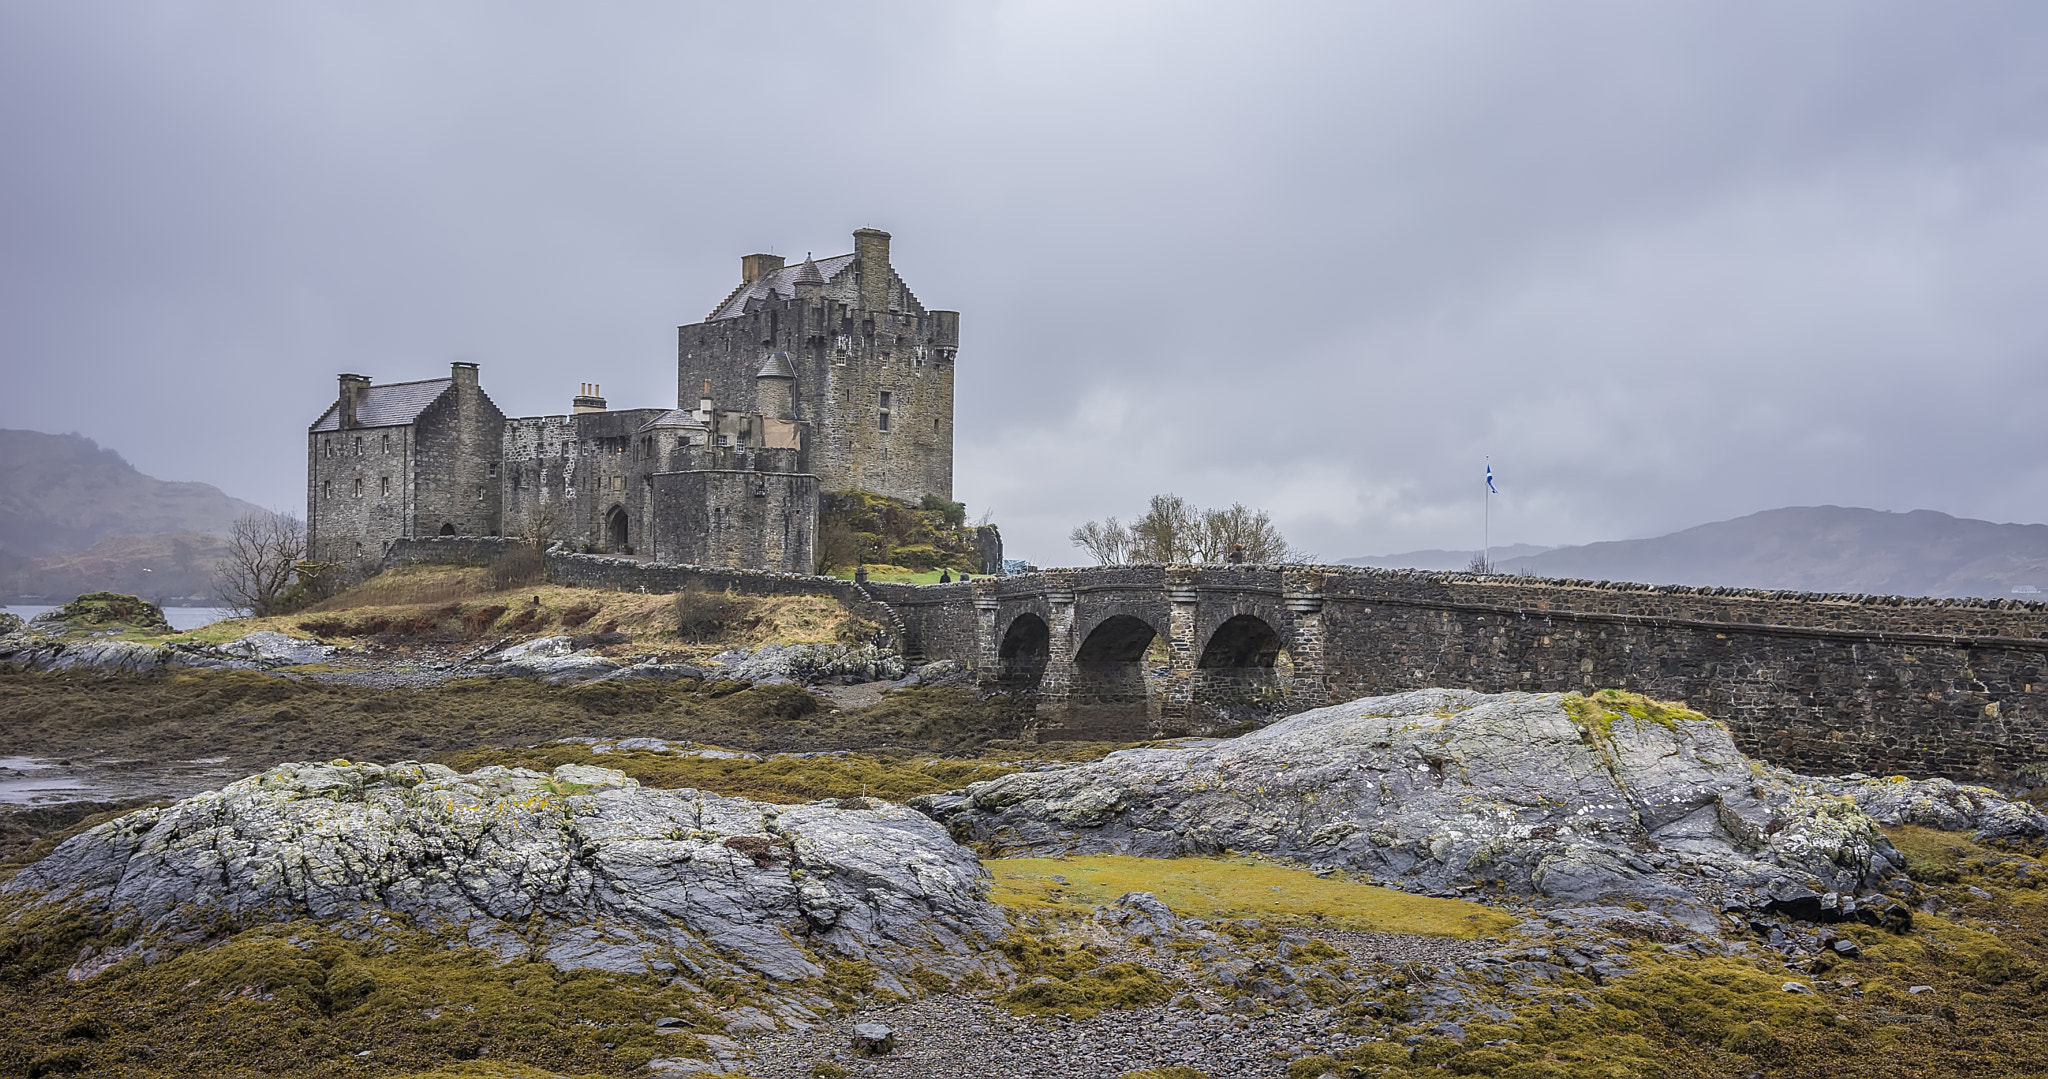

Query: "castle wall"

xmin=409 ymin=371 xmax=505 ymax=539
xmin=651 ymin=464 xmax=817 ymax=574
xmin=306 ymin=424 xmax=415 ymax=565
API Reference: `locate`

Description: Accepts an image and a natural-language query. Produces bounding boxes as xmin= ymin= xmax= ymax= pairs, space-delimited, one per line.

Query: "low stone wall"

xmin=383 ymin=536 xmax=520 ymax=568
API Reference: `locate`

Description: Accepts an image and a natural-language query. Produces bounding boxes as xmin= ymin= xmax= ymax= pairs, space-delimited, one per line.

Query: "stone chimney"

xmin=337 ymin=374 xmax=370 ymax=429
xmin=853 ymin=227 xmax=891 ymax=311
xmin=572 ymin=382 xmax=607 ymax=413
xmin=450 ymin=361 xmax=478 ymax=393
xmin=698 ymin=379 xmax=714 ymax=416
xmin=741 ymin=253 xmax=785 ymax=284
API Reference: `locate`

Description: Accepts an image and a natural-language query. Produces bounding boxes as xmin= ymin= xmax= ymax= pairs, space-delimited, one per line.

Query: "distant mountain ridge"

xmin=0 ymin=429 xmax=263 ymax=602
xmin=1345 ymin=506 xmax=2048 ymax=600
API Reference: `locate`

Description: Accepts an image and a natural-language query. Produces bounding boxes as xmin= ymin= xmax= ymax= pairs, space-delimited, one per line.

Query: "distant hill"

xmin=1343 ymin=543 xmax=1558 ymax=572
xmin=1347 ymin=507 xmax=2048 ymax=600
xmin=0 ymin=429 xmax=263 ymax=602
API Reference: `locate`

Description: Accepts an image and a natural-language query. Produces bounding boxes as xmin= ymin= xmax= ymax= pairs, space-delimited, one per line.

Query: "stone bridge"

xmin=873 ymin=564 xmax=2048 ymax=783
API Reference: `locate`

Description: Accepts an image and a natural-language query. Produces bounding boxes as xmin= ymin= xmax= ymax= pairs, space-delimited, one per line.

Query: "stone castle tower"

xmin=679 ymin=229 xmax=959 ymax=504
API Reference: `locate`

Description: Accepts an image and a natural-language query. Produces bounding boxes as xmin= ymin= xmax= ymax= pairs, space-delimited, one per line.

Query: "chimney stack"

xmin=572 ymin=382 xmax=607 ymax=413
xmin=741 ymin=253 xmax=785 ymax=284
xmin=450 ymin=361 xmax=478 ymax=393
xmin=853 ymin=228 xmax=891 ymax=311
xmin=337 ymin=373 xmax=370 ymax=429
xmin=699 ymin=378 xmax=714 ymax=416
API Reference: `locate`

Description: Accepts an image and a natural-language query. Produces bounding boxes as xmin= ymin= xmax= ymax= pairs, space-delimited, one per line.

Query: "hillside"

xmin=0 ymin=429 xmax=263 ymax=601
xmin=1349 ymin=506 xmax=2048 ymax=599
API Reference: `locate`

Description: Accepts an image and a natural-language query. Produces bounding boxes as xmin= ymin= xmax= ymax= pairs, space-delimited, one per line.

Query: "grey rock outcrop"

xmin=7 ymin=760 xmax=1007 ymax=985
xmin=1822 ymin=774 xmax=2048 ymax=841
xmin=211 ymin=630 xmax=335 ymax=666
xmin=921 ymin=690 xmax=1906 ymax=920
xmin=707 ymin=643 xmax=904 ymax=686
xmin=479 ymin=635 xmax=623 ymax=683
xmin=0 ymin=628 xmax=331 ymax=675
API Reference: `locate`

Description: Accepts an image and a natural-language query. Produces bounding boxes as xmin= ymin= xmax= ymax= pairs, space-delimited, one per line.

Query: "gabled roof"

xmin=758 ymin=352 xmax=796 ymax=379
xmin=640 ymin=408 xmax=708 ymax=432
xmin=705 ymin=253 xmax=857 ymax=321
xmin=309 ymin=378 xmax=453 ymax=432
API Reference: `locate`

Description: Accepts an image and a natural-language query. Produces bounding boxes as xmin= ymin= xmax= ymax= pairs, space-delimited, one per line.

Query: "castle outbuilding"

xmin=306 ymin=229 xmax=980 ymax=575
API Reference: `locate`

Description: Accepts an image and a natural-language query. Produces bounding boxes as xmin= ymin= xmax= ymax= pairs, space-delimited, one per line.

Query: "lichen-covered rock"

xmin=6 ymin=760 xmax=1007 ymax=983
xmin=211 ymin=630 xmax=335 ymax=666
xmin=922 ymin=690 xmax=1905 ymax=918
xmin=707 ymin=643 xmax=904 ymax=686
xmin=1822 ymin=774 xmax=2048 ymax=841
xmin=480 ymin=635 xmax=623 ymax=683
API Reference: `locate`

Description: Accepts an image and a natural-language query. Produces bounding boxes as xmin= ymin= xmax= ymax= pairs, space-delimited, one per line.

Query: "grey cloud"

xmin=2 ymin=2 xmax=2044 ymax=566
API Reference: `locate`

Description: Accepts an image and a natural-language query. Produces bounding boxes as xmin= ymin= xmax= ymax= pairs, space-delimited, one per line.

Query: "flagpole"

xmin=1483 ymin=455 xmax=1490 ymax=574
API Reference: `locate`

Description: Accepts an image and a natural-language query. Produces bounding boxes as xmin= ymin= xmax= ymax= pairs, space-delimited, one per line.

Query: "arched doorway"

xmin=439 ymin=522 xmax=456 ymax=536
xmin=998 ymin=613 xmax=1050 ymax=695
xmin=1066 ymin=614 xmax=1158 ymax=739
xmin=605 ymin=505 xmax=629 ymax=551
xmin=1193 ymin=613 xmax=1287 ymax=724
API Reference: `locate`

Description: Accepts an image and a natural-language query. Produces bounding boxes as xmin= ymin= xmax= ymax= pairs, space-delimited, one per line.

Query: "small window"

xmin=879 ymin=391 xmax=892 ymax=410
xmin=354 ymin=436 xmax=362 ymax=456
xmin=380 ymin=476 xmax=390 ymax=496
xmin=323 ymin=439 xmax=332 ymax=458
xmin=322 ymin=479 xmax=331 ymax=499
xmin=382 ymin=433 xmax=391 ymax=453
xmin=878 ymin=411 xmax=890 ymax=432
xmin=487 ymin=462 xmax=498 ymax=478
xmin=352 ymin=478 xmax=363 ymax=497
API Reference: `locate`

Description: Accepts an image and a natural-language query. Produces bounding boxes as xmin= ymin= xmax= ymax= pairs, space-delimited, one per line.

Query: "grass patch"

xmin=995 ymin=931 xmax=1177 ymax=1020
xmin=0 ymin=917 xmax=733 ymax=1079
xmin=986 ymin=855 xmax=1519 ymax=938
xmin=439 ymin=741 xmax=1022 ymax=805
xmin=1564 ymin=688 xmax=1712 ymax=741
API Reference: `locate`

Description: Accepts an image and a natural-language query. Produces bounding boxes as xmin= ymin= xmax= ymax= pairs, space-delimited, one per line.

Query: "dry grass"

xmin=987 ymin=855 xmax=1520 ymax=938
xmin=179 ymin=566 xmax=874 ymax=656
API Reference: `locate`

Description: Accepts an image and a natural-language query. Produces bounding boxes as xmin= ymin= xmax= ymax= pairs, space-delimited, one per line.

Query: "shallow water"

xmin=0 ymin=757 xmax=102 ymax=806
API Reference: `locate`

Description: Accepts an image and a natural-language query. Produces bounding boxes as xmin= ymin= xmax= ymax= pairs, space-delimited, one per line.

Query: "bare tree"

xmin=519 ymin=498 xmax=564 ymax=551
xmin=1130 ymin=494 xmax=1201 ymax=563
xmin=1202 ymin=502 xmax=1302 ymax=564
xmin=214 ymin=510 xmax=307 ymax=616
xmin=1071 ymin=495 xmax=1309 ymax=566
xmin=1069 ymin=516 xmax=1132 ymax=565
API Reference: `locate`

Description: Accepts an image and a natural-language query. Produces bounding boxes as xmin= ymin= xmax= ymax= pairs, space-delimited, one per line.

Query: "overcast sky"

xmin=3 ymin=2 xmax=2046 ymax=564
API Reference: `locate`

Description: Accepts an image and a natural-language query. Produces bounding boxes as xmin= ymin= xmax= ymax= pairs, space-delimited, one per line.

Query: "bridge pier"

xmin=1030 ymin=573 xmax=1081 ymax=737
xmin=1281 ymin=569 xmax=1328 ymax=713
xmin=1160 ymin=572 xmax=1201 ymax=724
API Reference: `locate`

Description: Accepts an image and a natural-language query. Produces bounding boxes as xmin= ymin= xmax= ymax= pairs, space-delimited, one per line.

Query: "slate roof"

xmin=758 ymin=352 xmax=796 ymax=379
xmin=706 ymin=253 xmax=856 ymax=321
xmin=640 ymin=408 xmax=706 ymax=431
xmin=309 ymin=378 xmax=453 ymax=432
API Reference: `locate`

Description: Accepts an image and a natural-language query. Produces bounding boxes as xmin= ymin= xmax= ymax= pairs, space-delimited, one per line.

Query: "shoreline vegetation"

xmin=4 ymin=584 xmax=2048 ymax=1076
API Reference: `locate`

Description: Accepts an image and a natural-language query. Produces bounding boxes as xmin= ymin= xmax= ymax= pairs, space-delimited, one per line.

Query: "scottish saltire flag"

xmin=1486 ymin=463 xmax=1497 ymax=494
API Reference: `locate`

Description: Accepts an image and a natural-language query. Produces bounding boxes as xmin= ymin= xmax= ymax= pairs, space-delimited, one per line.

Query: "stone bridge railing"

xmin=876 ymin=564 xmax=2048 ymax=783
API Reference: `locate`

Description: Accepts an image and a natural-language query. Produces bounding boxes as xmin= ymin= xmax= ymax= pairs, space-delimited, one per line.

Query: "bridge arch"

xmin=1065 ymin=613 xmax=1159 ymax=739
xmin=997 ymin=612 xmax=1051 ymax=695
xmin=1190 ymin=612 xmax=1289 ymax=724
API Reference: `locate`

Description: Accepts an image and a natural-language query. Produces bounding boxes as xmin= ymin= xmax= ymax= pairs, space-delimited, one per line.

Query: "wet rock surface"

xmin=5 ymin=760 xmax=1008 ymax=984
xmin=925 ymin=689 xmax=1908 ymax=923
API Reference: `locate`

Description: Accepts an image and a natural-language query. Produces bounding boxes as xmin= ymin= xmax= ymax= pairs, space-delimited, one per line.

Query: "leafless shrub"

xmin=675 ymin=584 xmax=743 ymax=643
xmin=214 ymin=510 xmax=308 ymax=616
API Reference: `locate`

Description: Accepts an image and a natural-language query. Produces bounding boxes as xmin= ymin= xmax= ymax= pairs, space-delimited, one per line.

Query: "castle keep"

xmin=307 ymin=229 xmax=963 ymax=573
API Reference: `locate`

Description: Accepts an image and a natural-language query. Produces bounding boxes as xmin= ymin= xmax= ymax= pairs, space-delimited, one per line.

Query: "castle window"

xmin=354 ymin=437 xmax=362 ymax=455
xmin=353 ymin=478 xmax=363 ymax=497
xmin=323 ymin=479 xmax=331 ymax=499
xmin=382 ymin=433 xmax=391 ymax=453
xmin=488 ymin=463 xmax=498 ymax=477
xmin=323 ymin=439 xmax=332 ymax=458
xmin=380 ymin=476 xmax=390 ymax=496
xmin=878 ymin=411 xmax=890 ymax=432
xmin=880 ymin=391 xmax=892 ymax=409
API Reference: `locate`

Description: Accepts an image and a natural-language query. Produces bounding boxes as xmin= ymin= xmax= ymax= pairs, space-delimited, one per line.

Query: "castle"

xmin=306 ymin=228 xmax=976 ymax=573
